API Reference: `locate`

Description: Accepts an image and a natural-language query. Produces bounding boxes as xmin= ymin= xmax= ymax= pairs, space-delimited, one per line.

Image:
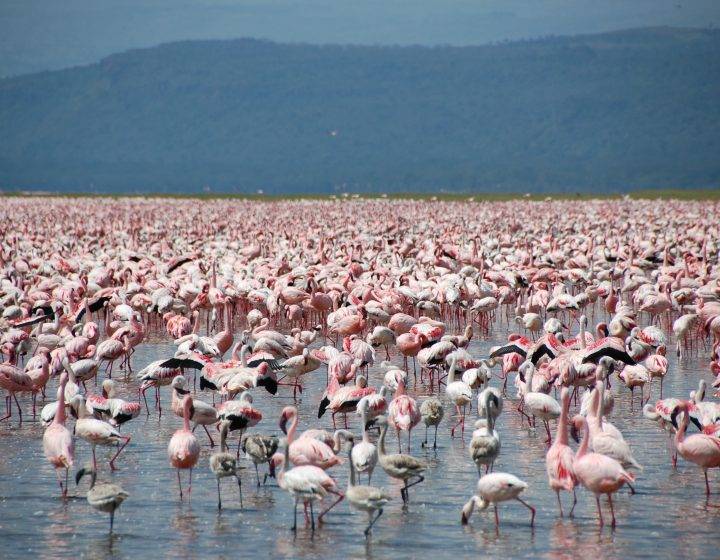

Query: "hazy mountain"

xmin=1 ymin=1 xmax=719 ymax=78
xmin=1 ymin=27 xmax=718 ymax=194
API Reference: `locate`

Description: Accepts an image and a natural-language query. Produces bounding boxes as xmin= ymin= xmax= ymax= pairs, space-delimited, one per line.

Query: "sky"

xmin=1 ymin=0 xmax=719 ymax=77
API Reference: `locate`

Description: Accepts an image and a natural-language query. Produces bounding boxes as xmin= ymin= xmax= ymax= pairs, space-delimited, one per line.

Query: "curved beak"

xmin=75 ymin=468 xmax=87 ymax=485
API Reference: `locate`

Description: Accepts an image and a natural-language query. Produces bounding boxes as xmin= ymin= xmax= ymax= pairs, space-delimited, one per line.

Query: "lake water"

xmin=0 ymin=319 xmax=718 ymax=560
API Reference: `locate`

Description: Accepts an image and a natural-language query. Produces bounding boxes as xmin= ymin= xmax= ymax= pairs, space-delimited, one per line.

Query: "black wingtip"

xmin=199 ymin=376 xmax=217 ymax=391
xmin=318 ymin=397 xmax=330 ymax=418
xmin=258 ymin=377 xmax=278 ymax=395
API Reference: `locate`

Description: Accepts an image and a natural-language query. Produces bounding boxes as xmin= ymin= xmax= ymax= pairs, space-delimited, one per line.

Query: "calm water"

xmin=1 ymin=320 xmax=718 ymax=560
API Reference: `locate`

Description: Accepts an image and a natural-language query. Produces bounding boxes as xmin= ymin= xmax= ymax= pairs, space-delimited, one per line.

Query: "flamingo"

xmin=376 ymin=415 xmax=426 ymax=504
xmin=42 ymin=372 xmax=74 ymax=497
xmin=344 ymin=433 xmax=391 ymax=537
xmin=419 ymin=396 xmax=444 ymax=449
xmin=672 ymin=401 xmax=720 ymax=496
xmin=274 ymin=438 xmax=344 ymax=532
xmin=387 ymin=371 xmax=421 ymax=452
xmin=168 ymin=394 xmax=201 ymax=500
xmin=280 ymin=405 xmax=342 ymax=470
xmin=354 ymin=398 xmax=379 ymax=482
xmin=470 ymin=390 xmax=502 ymax=474
xmin=461 ymin=473 xmax=535 ymax=528
xmin=571 ymin=415 xmax=635 ymax=527
xmin=445 ymin=356 xmax=472 ymax=438
xmin=72 ymin=395 xmax=132 ymax=471
xmin=518 ymin=361 xmax=561 ymax=443
xmin=545 ymin=387 xmax=577 ymax=516
xmin=242 ymin=433 xmax=279 ymax=486
xmin=75 ymin=466 xmax=129 ymax=532
xmin=209 ymin=421 xmax=244 ymax=509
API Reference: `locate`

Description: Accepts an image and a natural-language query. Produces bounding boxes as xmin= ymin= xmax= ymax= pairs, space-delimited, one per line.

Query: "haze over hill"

xmin=1 ymin=27 xmax=719 ymax=194
xmin=1 ymin=0 xmax=719 ymax=78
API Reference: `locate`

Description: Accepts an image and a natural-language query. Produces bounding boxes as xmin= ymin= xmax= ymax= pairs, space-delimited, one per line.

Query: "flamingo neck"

xmin=287 ymin=411 xmax=298 ymax=443
xmin=182 ymin=400 xmax=192 ymax=431
xmin=348 ymin=441 xmax=357 ymax=488
xmin=675 ymin=412 xmax=689 ymax=445
xmin=223 ymin=303 xmax=230 ymax=332
xmin=360 ymin=407 xmax=370 ymax=442
xmin=219 ymin=422 xmax=229 ymax=453
xmin=378 ymin=421 xmax=388 ymax=456
xmin=557 ymin=393 xmax=569 ymax=445
xmin=576 ymin=418 xmax=590 ymax=459
xmin=55 ymin=378 xmax=67 ymax=424
xmin=448 ymin=359 xmax=457 ymax=384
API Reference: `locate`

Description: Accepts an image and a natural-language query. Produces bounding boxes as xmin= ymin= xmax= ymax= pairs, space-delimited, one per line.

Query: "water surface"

xmin=0 ymin=324 xmax=717 ymax=560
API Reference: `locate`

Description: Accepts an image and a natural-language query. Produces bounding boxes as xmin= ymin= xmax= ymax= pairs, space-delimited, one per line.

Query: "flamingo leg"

xmin=365 ymin=508 xmax=383 ymax=536
xmin=310 ymin=501 xmax=316 ymax=533
xmin=569 ymin=488 xmax=577 ymax=517
xmin=595 ymin=495 xmax=604 ymax=526
xmin=705 ymin=470 xmax=711 ymax=496
xmin=556 ymin=490 xmax=564 ymax=517
xmin=318 ymin=489 xmax=344 ymax=522
xmin=217 ymin=478 xmax=222 ymax=510
xmin=177 ymin=469 xmax=184 ymax=500
xmin=236 ymin=474 xmax=243 ymax=508
xmin=517 ymin=497 xmax=535 ymax=526
xmin=109 ymin=436 xmax=131 ymax=470
xmin=607 ymin=494 xmax=616 ymax=527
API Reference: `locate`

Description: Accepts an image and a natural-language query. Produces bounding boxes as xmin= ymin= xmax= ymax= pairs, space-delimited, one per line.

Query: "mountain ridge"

xmin=1 ymin=27 xmax=719 ymax=194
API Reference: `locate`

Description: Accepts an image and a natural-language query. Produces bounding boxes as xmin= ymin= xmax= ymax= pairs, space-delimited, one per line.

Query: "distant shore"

xmin=1 ymin=188 xmax=719 ymax=201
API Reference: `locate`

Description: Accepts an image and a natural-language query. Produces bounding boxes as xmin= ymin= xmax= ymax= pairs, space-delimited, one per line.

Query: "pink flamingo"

xmin=42 ymin=372 xmax=74 ymax=497
xmin=0 ymin=359 xmax=34 ymax=423
xmin=572 ymin=414 xmax=635 ymax=526
xmin=168 ymin=394 xmax=201 ymax=500
xmin=213 ymin=301 xmax=234 ymax=358
xmin=545 ymin=387 xmax=577 ymax=516
xmin=274 ymin=439 xmax=344 ymax=532
xmin=280 ymin=406 xmax=343 ymax=470
xmin=672 ymin=401 xmax=720 ymax=496
xmin=388 ymin=372 xmax=420 ymax=452
xmin=395 ymin=332 xmax=426 ymax=375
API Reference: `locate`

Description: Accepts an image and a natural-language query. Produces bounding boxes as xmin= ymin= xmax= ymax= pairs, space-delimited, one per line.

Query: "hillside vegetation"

xmin=0 ymin=27 xmax=718 ymax=193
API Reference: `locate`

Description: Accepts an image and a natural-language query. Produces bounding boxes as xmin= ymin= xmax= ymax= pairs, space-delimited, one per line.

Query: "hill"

xmin=1 ymin=27 xmax=719 ymax=194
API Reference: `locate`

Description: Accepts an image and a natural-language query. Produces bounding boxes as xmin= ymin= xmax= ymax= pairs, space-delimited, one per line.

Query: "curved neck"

xmin=223 ymin=303 xmax=231 ymax=332
xmin=378 ymin=421 xmax=388 ymax=456
xmin=524 ymin=364 xmax=535 ymax=394
xmin=360 ymin=407 xmax=370 ymax=442
xmin=219 ymin=421 xmax=229 ymax=452
xmin=348 ymin=441 xmax=357 ymax=487
xmin=576 ymin=417 xmax=590 ymax=459
xmin=448 ymin=359 xmax=457 ymax=384
xmin=675 ymin=411 xmax=689 ymax=445
xmin=287 ymin=410 xmax=298 ymax=443
xmin=55 ymin=378 xmax=67 ymax=424
xmin=182 ymin=400 xmax=191 ymax=431
xmin=556 ymin=393 xmax=569 ymax=445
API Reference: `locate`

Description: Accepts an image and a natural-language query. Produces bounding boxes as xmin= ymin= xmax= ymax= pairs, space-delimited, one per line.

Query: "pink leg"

xmin=109 ymin=436 xmax=131 ymax=470
xmin=318 ymin=489 xmax=344 ymax=522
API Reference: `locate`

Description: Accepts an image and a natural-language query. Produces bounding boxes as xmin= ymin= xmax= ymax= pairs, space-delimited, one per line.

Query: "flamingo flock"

xmin=1 ymin=196 xmax=720 ymax=541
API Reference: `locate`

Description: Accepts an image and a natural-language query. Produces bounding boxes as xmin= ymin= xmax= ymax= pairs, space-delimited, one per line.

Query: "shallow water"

xmin=1 ymin=320 xmax=718 ymax=560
